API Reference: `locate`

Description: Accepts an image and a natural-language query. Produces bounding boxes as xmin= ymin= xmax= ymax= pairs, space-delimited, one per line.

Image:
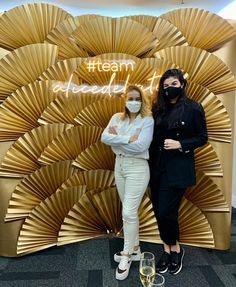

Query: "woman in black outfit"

xmin=149 ymin=69 xmax=208 ymax=275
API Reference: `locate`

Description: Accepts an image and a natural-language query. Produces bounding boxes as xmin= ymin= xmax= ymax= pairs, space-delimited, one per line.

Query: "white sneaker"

xmin=115 ymin=255 xmax=132 ymax=280
xmin=114 ymin=246 xmax=141 ymax=263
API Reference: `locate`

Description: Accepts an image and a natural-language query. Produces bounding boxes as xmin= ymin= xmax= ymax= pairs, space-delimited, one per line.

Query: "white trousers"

xmin=115 ymin=155 xmax=150 ymax=254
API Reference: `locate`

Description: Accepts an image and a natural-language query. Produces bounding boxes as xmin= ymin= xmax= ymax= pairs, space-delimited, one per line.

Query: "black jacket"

xmin=149 ymin=98 xmax=208 ymax=188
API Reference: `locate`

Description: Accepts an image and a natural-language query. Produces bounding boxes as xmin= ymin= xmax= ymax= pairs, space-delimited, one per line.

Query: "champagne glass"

xmin=147 ymin=273 xmax=165 ymax=287
xmin=139 ymin=252 xmax=155 ymax=287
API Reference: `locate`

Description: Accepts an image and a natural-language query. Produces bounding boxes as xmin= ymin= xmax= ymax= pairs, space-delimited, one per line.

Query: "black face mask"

xmin=164 ymin=86 xmax=183 ymax=100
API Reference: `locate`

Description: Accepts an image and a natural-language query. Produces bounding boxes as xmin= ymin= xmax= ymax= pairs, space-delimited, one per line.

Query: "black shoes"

xmin=156 ymin=251 xmax=170 ymax=273
xmin=156 ymin=247 xmax=185 ymax=275
xmin=169 ymin=247 xmax=185 ymax=275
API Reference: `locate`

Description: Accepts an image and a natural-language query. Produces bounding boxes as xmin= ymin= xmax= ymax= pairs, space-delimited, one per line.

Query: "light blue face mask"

xmin=125 ymin=101 xmax=141 ymax=113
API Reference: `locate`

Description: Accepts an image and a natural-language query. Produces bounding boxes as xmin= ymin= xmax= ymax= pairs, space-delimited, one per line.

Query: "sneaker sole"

xmin=115 ymin=263 xmax=131 ymax=280
xmin=157 ymin=266 xmax=169 ymax=274
xmin=114 ymin=253 xmax=140 ymax=263
xmin=170 ymin=248 xmax=185 ymax=275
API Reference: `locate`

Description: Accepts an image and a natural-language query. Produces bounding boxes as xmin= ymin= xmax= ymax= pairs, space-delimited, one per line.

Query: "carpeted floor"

xmin=0 ymin=208 xmax=236 ymax=287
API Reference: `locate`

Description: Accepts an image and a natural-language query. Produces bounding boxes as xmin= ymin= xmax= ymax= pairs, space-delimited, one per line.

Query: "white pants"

xmin=115 ymin=155 xmax=150 ymax=254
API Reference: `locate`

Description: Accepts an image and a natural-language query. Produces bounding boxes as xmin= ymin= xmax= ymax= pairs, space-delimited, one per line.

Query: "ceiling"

xmin=0 ymin=0 xmax=234 ymax=17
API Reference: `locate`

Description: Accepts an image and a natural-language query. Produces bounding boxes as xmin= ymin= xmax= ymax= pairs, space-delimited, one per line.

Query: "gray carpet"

xmin=0 ymin=208 xmax=236 ymax=287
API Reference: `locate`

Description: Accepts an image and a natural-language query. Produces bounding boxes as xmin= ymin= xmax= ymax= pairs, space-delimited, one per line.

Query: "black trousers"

xmin=150 ymin=169 xmax=186 ymax=245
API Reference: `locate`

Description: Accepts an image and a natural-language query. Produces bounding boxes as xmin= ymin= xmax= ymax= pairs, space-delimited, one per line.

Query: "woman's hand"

xmin=108 ymin=126 xmax=117 ymax=135
xmin=129 ymin=134 xmax=139 ymax=143
xmin=129 ymin=128 xmax=141 ymax=143
xmin=164 ymin=139 xmax=181 ymax=150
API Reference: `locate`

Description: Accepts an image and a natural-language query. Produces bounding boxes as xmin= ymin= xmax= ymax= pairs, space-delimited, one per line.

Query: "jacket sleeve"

xmin=118 ymin=117 xmax=154 ymax=154
xmin=101 ymin=113 xmax=130 ymax=146
xmin=179 ymin=103 xmax=208 ymax=153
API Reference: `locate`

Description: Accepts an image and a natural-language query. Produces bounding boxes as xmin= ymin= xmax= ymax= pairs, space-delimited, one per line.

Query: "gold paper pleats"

xmin=5 ymin=161 xmax=77 ymax=222
xmin=185 ymin=171 xmax=229 ymax=212
xmin=154 ymin=46 xmax=236 ymax=94
xmin=187 ymin=81 xmax=213 ymax=103
xmin=58 ymin=187 xmax=122 ymax=246
xmin=0 ymin=43 xmax=58 ymax=100
xmin=0 ymin=124 xmax=73 ymax=177
xmin=201 ymin=95 xmax=231 ymax=143
xmin=160 ymin=8 xmax=236 ymax=51
xmin=179 ymin=198 xmax=215 ymax=248
xmin=138 ymin=196 xmax=161 ymax=244
xmin=45 ymin=15 xmax=101 ymax=59
xmin=17 ymin=186 xmax=85 ymax=255
xmin=0 ymin=47 xmax=9 ymax=59
xmin=0 ymin=3 xmax=71 ymax=50
xmin=57 ymin=169 xmax=115 ymax=192
xmin=38 ymin=92 xmax=109 ymax=125
xmin=142 ymin=58 xmax=177 ymax=73
xmin=186 ymin=81 xmax=231 ymax=142
xmin=123 ymin=15 xmax=159 ymax=31
xmin=147 ymin=17 xmax=188 ymax=55
xmin=74 ymin=53 xmax=155 ymax=86
xmin=195 ymin=143 xmax=223 ymax=177
xmin=73 ymin=142 xmax=115 ymax=170
xmin=75 ymin=97 xmax=124 ymax=127
xmin=39 ymin=57 xmax=87 ymax=83
xmin=38 ymin=126 xmax=103 ymax=165
xmin=72 ymin=17 xmax=158 ymax=56
xmin=0 ymin=81 xmax=59 ymax=140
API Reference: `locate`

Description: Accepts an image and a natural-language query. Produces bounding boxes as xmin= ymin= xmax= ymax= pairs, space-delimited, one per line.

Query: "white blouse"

xmin=101 ymin=113 xmax=154 ymax=159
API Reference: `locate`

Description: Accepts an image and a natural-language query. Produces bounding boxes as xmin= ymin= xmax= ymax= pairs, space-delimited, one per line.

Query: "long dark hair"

xmin=152 ymin=69 xmax=187 ymax=129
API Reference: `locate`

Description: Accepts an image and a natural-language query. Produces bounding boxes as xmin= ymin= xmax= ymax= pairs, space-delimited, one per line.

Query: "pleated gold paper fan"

xmin=73 ymin=142 xmax=115 ymax=171
xmin=38 ymin=92 xmax=110 ymax=125
xmin=39 ymin=57 xmax=87 ymax=84
xmin=45 ymin=15 xmax=101 ymax=59
xmin=92 ymin=187 xmax=122 ymax=234
xmin=142 ymin=57 xmax=178 ymax=71
xmin=0 ymin=43 xmax=58 ymax=100
xmin=17 ymin=186 xmax=85 ymax=255
xmin=75 ymin=97 xmax=125 ymax=127
xmin=0 ymin=47 xmax=9 ymax=59
xmin=160 ymin=8 xmax=236 ymax=51
xmin=0 ymin=124 xmax=73 ymax=177
xmin=179 ymin=198 xmax=214 ymax=248
xmin=194 ymin=143 xmax=223 ymax=177
xmin=5 ymin=161 xmax=77 ymax=222
xmin=0 ymin=80 xmax=59 ymax=140
xmin=72 ymin=17 xmax=158 ymax=56
xmin=74 ymin=53 xmax=155 ymax=87
xmin=154 ymin=46 xmax=236 ymax=94
xmin=186 ymin=81 xmax=232 ymax=142
xmin=38 ymin=126 xmax=103 ymax=165
xmin=138 ymin=195 xmax=161 ymax=244
xmin=185 ymin=171 xmax=229 ymax=212
xmin=57 ymin=169 xmax=115 ymax=192
xmin=145 ymin=17 xmax=188 ymax=56
xmin=0 ymin=3 xmax=71 ymax=50
xmin=58 ymin=187 xmax=122 ymax=246
xmin=187 ymin=81 xmax=213 ymax=103
xmin=201 ymin=95 xmax=231 ymax=143
xmin=123 ymin=15 xmax=159 ymax=31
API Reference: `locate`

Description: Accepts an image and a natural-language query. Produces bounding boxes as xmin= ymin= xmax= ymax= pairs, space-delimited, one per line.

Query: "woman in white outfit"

xmin=101 ymin=86 xmax=154 ymax=280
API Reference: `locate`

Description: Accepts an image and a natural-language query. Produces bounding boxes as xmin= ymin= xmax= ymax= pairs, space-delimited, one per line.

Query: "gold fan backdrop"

xmin=0 ymin=3 xmax=236 ymax=256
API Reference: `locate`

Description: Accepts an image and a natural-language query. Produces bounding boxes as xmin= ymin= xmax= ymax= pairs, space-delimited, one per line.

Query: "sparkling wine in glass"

xmin=139 ymin=252 xmax=155 ymax=287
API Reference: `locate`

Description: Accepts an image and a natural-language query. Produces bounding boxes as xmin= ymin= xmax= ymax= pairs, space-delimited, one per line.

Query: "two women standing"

xmin=101 ymin=69 xmax=208 ymax=280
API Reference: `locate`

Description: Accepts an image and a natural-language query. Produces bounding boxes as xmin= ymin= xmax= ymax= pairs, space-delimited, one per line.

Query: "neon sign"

xmin=52 ymin=60 xmax=161 ymax=96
